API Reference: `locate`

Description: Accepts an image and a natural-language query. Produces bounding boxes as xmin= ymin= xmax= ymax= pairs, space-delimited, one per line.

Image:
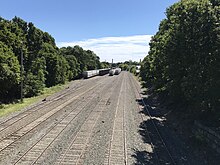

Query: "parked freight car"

xmin=109 ymin=69 xmax=115 ymax=76
xmin=99 ymin=68 xmax=111 ymax=76
xmin=114 ymin=68 xmax=121 ymax=75
xmin=83 ymin=70 xmax=99 ymax=79
xmin=83 ymin=68 xmax=110 ymax=79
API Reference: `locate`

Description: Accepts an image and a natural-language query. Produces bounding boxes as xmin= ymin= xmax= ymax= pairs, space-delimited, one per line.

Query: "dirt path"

xmin=0 ymin=71 xmax=217 ymax=165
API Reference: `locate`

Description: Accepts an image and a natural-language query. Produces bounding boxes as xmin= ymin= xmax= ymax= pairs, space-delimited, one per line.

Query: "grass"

xmin=0 ymin=82 xmax=70 ymax=117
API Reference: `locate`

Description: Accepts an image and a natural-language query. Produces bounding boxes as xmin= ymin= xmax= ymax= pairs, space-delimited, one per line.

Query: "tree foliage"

xmin=0 ymin=17 xmax=102 ymax=103
xmin=140 ymin=0 xmax=220 ymax=116
xmin=100 ymin=61 xmax=110 ymax=69
xmin=0 ymin=41 xmax=20 ymax=101
xmin=60 ymin=46 xmax=101 ymax=78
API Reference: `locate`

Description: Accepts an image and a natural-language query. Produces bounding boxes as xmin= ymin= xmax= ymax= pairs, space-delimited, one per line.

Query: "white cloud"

xmin=57 ymin=35 xmax=152 ymax=63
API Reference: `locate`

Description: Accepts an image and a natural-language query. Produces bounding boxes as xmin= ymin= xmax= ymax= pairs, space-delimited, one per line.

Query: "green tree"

xmin=60 ymin=46 xmax=101 ymax=78
xmin=24 ymin=57 xmax=46 ymax=97
xmin=0 ymin=42 xmax=20 ymax=102
xmin=119 ymin=63 xmax=129 ymax=71
xmin=141 ymin=0 xmax=220 ymax=116
xmin=40 ymin=43 xmax=68 ymax=87
xmin=100 ymin=61 xmax=110 ymax=69
xmin=60 ymin=47 xmax=80 ymax=80
xmin=0 ymin=16 xmax=102 ymax=102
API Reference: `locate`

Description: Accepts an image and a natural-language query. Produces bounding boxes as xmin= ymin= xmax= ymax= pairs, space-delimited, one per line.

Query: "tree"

xmin=100 ymin=61 xmax=110 ymax=69
xmin=60 ymin=46 xmax=101 ymax=78
xmin=141 ymin=0 xmax=220 ymax=116
xmin=119 ymin=63 xmax=129 ymax=71
xmin=24 ymin=57 xmax=46 ymax=97
xmin=60 ymin=47 xmax=80 ymax=80
xmin=0 ymin=16 xmax=102 ymax=102
xmin=0 ymin=42 xmax=20 ymax=102
xmin=40 ymin=43 xmax=68 ymax=87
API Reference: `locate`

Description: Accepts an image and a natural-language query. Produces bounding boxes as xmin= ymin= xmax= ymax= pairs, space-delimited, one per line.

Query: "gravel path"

xmin=0 ymin=71 xmax=217 ymax=165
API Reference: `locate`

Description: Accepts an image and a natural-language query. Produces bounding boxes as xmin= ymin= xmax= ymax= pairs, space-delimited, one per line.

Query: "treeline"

xmin=118 ymin=60 xmax=140 ymax=73
xmin=140 ymin=0 xmax=219 ymax=119
xmin=0 ymin=17 xmax=104 ymax=103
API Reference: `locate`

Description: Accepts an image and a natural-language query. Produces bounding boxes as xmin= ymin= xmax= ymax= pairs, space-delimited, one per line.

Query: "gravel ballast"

xmin=0 ymin=72 xmax=218 ymax=165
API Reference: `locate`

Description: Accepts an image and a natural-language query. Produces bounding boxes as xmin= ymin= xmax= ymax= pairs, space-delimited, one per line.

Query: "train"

xmin=114 ymin=68 xmax=121 ymax=75
xmin=99 ymin=68 xmax=111 ymax=76
xmin=83 ymin=68 xmax=110 ymax=79
xmin=109 ymin=67 xmax=121 ymax=76
xmin=109 ymin=69 xmax=115 ymax=76
xmin=83 ymin=67 xmax=121 ymax=79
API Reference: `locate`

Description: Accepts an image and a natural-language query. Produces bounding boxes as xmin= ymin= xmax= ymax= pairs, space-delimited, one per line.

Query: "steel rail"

xmin=75 ymin=76 xmax=121 ymax=165
xmin=0 ymin=76 xmax=108 ymax=160
xmin=129 ymin=73 xmax=176 ymax=165
xmin=123 ymin=75 xmax=128 ymax=165
xmin=107 ymin=73 xmax=127 ymax=165
xmin=13 ymin=76 xmax=113 ymax=165
xmin=0 ymin=77 xmax=102 ymax=134
xmin=59 ymin=77 xmax=119 ymax=165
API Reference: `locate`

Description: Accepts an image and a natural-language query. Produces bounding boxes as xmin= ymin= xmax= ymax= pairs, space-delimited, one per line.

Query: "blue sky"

xmin=1 ymin=0 xmax=179 ymax=62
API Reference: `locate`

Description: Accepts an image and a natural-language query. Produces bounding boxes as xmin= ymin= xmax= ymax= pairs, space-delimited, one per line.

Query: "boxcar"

xmin=83 ymin=70 xmax=99 ymax=79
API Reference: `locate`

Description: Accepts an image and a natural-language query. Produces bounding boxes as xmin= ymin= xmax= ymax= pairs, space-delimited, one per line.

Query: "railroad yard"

xmin=0 ymin=71 xmax=219 ymax=165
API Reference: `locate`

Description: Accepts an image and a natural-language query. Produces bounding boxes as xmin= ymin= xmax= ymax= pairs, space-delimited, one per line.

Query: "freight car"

xmin=114 ymin=68 xmax=121 ymax=75
xmin=83 ymin=68 xmax=110 ymax=79
xmin=99 ymin=68 xmax=111 ymax=76
xmin=83 ymin=70 xmax=99 ymax=79
xmin=109 ymin=69 xmax=115 ymax=76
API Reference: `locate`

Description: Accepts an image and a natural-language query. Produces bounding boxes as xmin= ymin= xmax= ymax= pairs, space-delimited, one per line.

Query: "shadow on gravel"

xmin=136 ymin=98 xmax=166 ymax=143
xmin=131 ymin=149 xmax=154 ymax=165
xmin=134 ymin=96 xmax=220 ymax=165
xmin=132 ymin=98 xmax=168 ymax=164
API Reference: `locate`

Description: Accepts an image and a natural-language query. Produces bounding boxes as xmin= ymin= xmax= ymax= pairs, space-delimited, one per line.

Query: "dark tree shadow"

xmin=131 ymin=148 xmax=155 ymax=165
xmin=134 ymin=97 xmax=174 ymax=165
xmin=136 ymin=98 xmax=163 ymax=119
xmin=133 ymin=85 xmax=220 ymax=165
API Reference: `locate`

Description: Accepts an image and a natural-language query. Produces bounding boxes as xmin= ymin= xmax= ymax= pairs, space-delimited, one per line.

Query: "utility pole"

xmin=20 ymin=49 xmax=24 ymax=103
xmin=111 ymin=59 xmax=113 ymax=69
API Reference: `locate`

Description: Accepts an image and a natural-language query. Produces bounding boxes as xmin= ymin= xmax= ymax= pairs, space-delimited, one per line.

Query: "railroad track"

xmin=128 ymin=73 xmax=176 ymax=165
xmin=0 ymin=76 xmax=104 ymax=132
xmin=55 ymin=75 xmax=121 ymax=165
xmin=0 ymin=75 xmax=116 ymax=164
xmin=0 ymin=77 xmax=105 ymax=136
xmin=104 ymin=73 xmax=128 ymax=165
xmin=1 ymin=72 xmax=174 ymax=165
xmin=0 ymin=77 xmax=107 ymax=148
